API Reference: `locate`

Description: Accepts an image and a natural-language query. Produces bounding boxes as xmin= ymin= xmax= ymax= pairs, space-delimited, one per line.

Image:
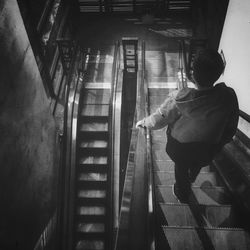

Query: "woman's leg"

xmin=174 ymin=163 xmax=191 ymax=201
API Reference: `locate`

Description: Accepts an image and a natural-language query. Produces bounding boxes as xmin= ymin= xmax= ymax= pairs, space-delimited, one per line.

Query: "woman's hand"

xmin=136 ymin=119 xmax=145 ymax=128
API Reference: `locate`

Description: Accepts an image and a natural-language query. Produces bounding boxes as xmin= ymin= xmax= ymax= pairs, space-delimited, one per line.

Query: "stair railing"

xmin=109 ymin=40 xmax=122 ymax=248
xmin=141 ymin=41 xmax=156 ymax=250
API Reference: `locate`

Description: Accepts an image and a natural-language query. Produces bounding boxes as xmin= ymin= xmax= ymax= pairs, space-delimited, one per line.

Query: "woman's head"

xmin=192 ymin=49 xmax=225 ymax=87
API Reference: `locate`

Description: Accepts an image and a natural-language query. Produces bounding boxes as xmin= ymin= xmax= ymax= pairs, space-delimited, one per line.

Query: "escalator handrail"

xmin=141 ymin=40 xmax=156 ymax=250
xmin=109 ymin=40 xmax=121 ymax=247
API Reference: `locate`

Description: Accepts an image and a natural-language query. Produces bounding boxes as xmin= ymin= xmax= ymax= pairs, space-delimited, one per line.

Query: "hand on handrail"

xmin=136 ymin=119 xmax=146 ymax=129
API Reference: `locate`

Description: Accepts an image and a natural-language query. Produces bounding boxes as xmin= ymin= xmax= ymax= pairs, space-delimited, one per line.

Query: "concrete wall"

xmin=0 ymin=1 xmax=60 ymax=249
xmin=218 ymin=0 xmax=250 ymax=138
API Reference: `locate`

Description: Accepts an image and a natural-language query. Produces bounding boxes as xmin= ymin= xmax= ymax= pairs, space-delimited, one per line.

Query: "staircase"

xmin=73 ymin=48 xmax=114 ymax=250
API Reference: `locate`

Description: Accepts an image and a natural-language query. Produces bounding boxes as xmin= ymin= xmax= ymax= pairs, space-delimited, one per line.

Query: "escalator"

xmin=115 ymin=39 xmax=250 ymax=250
xmin=61 ymin=43 xmax=122 ymax=250
xmin=73 ymin=46 xmax=117 ymax=250
xmin=145 ymin=41 xmax=250 ymax=249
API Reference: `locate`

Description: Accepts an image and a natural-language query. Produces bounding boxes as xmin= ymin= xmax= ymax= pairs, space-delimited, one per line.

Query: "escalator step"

xmin=77 ymin=189 xmax=106 ymax=199
xmin=76 ymin=215 xmax=106 ymax=223
xmin=80 ymin=140 xmax=108 ymax=149
xmin=77 ymin=197 xmax=106 ymax=206
xmin=79 ymin=122 xmax=108 ymax=132
xmin=152 ymin=148 xmax=172 ymax=161
xmin=75 ymin=239 xmax=104 ymax=250
xmin=79 ymin=156 xmax=108 ymax=165
xmin=78 ymin=172 xmax=107 ymax=182
xmin=153 ymin=160 xmax=175 ymax=171
xmin=162 ymin=226 xmax=250 ymax=250
xmin=77 ymin=223 xmax=105 ymax=233
xmin=154 ymin=171 xmax=223 ymax=187
xmin=77 ymin=205 xmax=106 ymax=216
xmin=158 ymin=203 xmax=236 ymax=228
xmin=78 ymin=181 xmax=107 ymax=189
xmin=78 ymin=164 xmax=108 ymax=173
xmin=81 ymin=89 xmax=110 ymax=105
xmin=79 ymin=116 xmax=109 ymax=123
xmin=153 ymin=160 xmax=213 ymax=173
xmin=76 ymin=232 xmax=105 ymax=240
xmin=156 ymin=186 xmax=232 ymax=205
xmin=78 ymin=147 xmax=108 ymax=156
xmin=80 ymin=104 xmax=109 ymax=117
xmin=78 ymin=131 xmax=108 ymax=140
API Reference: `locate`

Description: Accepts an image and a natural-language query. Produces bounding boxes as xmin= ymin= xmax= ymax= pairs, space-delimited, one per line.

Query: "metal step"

xmin=158 ymin=203 xmax=237 ymax=228
xmin=80 ymin=104 xmax=109 ymax=117
xmin=76 ymin=232 xmax=105 ymax=240
xmin=153 ymin=160 xmax=175 ymax=171
xmin=77 ymin=205 xmax=106 ymax=216
xmin=81 ymin=89 xmax=110 ymax=105
xmin=80 ymin=140 xmax=108 ymax=149
xmin=156 ymin=186 xmax=232 ymax=205
xmin=154 ymin=171 xmax=223 ymax=187
xmin=78 ymin=181 xmax=107 ymax=189
xmin=162 ymin=226 xmax=250 ymax=250
xmin=78 ymin=147 xmax=108 ymax=156
xmin=77 ymin=223 xmax=105 ymax=233
xmin=77 ymin=197 xmax=106 ymax=206
xmin=76 ymin=215 xmax=106 ymax=223
xmin=79 ymin=156 xmax=108 ymax=165
xmin=79 ymin=122 xmax=108 ymax=132
xmin=79 ymin=116 xmax=109 ymax=123
xmin=78 ymin=172 xmax=107 ymax=182
xmin=78 ymin=164 xmax=108 ymax=173
xmin=75 ymin=239 xmax=105 ymax=250
xmin=78 ymin=131 xmax=108 ymax=140
xmin=153 ymin=160 xmax=213 ymax=172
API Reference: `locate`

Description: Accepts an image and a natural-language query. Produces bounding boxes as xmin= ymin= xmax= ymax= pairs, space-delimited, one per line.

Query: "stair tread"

xmin=79 ymin=116 xmax=109 ymax=122
xmin=78 ymin=181 xmax=107 ymax=189
xmin=154 ymin=171 xmax=223 ymax=187
xmin=79 ymin=157 xmax=108 ymax=165
xmin=77 ymin=197 xmax=106 ymax=205
xmin=75 ymin=239 xmax=105 ymax=250
xmin=158 ymin=203 xmax=236 ymax=228
xmin=80 ymin=140 xmax=108 ymax=148
xmin=78 ymin=164 xmax=108 ymax=173
xmin=162 ymin=226 xmax=250 ymax=250
xmin=78 ymin=131 xmax=108 ymax=140
xmin=76 ymin=215 xmax=106 ymax=223
xmin=79 ymin=122 xmax=108 ymax=132
xmin=80 ymin=104 xmax=109 ymax=117
xmin=77 ymin=223 xmax=105 ymax=233
xmin=78 ymin=147 xmax=108 ymax=156
xmin=78 ymin=172 xmax=107 ymax=181
xmin=81 ymin=88 xmax=110 ymax=105
xmin=156 ymin=186 xmax=232 ymax=205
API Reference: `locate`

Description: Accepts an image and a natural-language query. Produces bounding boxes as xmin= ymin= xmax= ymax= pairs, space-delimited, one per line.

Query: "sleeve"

xmin=143 ymin=91 xmax=181 ymax=130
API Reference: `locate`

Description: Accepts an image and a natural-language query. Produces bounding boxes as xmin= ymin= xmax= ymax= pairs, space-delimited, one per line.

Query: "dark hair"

xmin=192 ymin=49 xmax=225 ymax=87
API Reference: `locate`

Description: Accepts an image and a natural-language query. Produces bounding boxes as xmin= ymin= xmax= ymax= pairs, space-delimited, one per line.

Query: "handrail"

xmin=141 ymin=41 xmax=156 ymax=250
xmin=109 ymin=40 xmax=121 ymax=248
xmin=240 ymin=110 xmax=250 ymax=123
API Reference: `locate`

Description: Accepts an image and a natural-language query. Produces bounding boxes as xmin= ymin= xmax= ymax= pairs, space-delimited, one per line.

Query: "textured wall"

xmin=0 ymin=1 xmax=59 ymax=249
